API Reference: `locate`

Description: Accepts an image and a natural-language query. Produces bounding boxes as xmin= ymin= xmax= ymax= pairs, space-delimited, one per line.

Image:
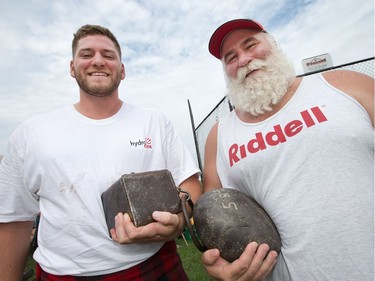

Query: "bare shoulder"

xmin=322 ymin=69 xmax=374 ymax=98
xmin=207 ymin=122 xmax=219 ymax=142
xmin=205 ymin=123 xmax=219 ymax=160
xmin=322 ymin=69 xmax=374 ymax=125
xmin=204 ymin=122 xmax=219 ymax=165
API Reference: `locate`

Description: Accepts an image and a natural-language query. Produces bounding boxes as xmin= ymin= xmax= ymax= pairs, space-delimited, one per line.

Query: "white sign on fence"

xmin=302 ymin=53 xmax=333 ymax=73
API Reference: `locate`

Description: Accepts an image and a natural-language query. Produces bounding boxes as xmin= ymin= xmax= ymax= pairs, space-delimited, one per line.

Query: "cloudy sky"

xmin=0 ymin=0 xmax=373 ymax=160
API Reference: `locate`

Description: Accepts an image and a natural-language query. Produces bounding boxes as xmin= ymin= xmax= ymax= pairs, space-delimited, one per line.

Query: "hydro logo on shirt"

xmin=129 ymin=137 xmax=153 ymax=149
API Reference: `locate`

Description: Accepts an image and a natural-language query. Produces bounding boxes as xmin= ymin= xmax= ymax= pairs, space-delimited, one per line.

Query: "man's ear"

xmin=121 ymin=63 xmax=126 ymax=80
xmin=70 ymin=60 xmax=75 ymax=78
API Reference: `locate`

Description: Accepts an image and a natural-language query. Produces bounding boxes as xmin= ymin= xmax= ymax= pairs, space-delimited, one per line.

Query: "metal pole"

xmin=187 ymin=99 xmax=203 ymax=181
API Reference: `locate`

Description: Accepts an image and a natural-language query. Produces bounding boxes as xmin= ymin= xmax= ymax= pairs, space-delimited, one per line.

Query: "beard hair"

xmin=225 ymin=39 xmax=295 ymax=116
xmin=76 ymin=79 xmax=121 ymax=97
xmin=75 ymin=70 xmax=122 ymax=98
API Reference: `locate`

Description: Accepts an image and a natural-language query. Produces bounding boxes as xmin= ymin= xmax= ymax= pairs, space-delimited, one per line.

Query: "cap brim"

xmin=208 ymin=19 xmax=265 ymax=59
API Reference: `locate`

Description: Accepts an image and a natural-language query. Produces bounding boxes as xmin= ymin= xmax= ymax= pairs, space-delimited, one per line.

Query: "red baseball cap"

xmin=208 ymin=19 xmax=265 ymax=59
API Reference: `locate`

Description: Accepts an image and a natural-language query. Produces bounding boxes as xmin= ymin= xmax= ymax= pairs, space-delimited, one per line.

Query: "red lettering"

xmin=311 ymin=106 xmax=328 ymax=123
xmin=265 ymin=125 xmax=286 ymax=146
xmin=229 ymin=144 xmax=240 ymax=167
xmin=301 ymin=110 xmax=315 ymax=127
xmin=247 ymin=132 xmax=266 ymax=153
xmin=239 ymin=144 xmax=246 ymax=159
xmin=284 ymin=120 xmax=303 ymax=137
xmin=227 ymin=106 xmax=328 ymax=167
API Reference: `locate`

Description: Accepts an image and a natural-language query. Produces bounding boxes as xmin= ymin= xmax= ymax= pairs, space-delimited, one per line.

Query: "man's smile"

xmin=89 ymin=72 xmax=109 ymax=77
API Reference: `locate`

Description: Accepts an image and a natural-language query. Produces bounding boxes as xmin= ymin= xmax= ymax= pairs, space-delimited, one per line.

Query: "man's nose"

xmin=92 ymin=53 xmax=105 ymax=66
xmin=238 ymin=52 xmax=252 ymax=68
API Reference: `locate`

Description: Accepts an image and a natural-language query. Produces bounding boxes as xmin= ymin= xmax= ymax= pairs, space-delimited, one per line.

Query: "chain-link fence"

xmin=194 ymin=57 xmax=374 ymax=171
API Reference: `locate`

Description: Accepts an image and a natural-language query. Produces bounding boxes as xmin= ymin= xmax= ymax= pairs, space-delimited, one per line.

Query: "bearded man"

xmin=202 ymin=19 xmax=374 ymax=281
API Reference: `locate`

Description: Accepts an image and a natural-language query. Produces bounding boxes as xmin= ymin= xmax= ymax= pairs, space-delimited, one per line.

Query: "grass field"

xmin=176 ymin=237 xmax=212 ymax=280
xmin=23 ymin=237 xmax=211 ymax=280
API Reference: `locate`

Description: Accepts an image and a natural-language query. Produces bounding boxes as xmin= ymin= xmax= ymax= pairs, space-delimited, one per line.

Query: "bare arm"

xmin=203 ymin=123 xmax=223 ymax=193
xmin=0 ymin=221 xmax=33 ymax=281
xmin=178 ymin=173 xmax=202 ymax=212
xmin=175 ymin=173 xmax=203 ymax=234
xmin=323 ymin=69 xmax=374 ymax=126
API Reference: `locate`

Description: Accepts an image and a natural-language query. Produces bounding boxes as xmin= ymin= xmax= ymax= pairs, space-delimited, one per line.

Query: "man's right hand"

xmin=202 ymin=242 xmax=278 ymax=281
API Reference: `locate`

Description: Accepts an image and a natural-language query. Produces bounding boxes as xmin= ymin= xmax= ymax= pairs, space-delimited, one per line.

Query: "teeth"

xmin=91 ymin=73 xmax=108 ymax=76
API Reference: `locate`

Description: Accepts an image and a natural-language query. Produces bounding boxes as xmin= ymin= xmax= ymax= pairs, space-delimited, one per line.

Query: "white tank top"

xmin=217 ymin=73 xmax=374 ymax=280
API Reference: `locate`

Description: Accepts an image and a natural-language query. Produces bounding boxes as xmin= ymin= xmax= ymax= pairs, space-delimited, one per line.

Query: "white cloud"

xmin=0 ymin=0 xmax=373 ymax=159
xmin=272 ymin=0 xmax=374 ymax=73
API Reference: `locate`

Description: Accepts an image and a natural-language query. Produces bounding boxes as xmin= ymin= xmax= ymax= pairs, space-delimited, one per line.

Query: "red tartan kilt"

xmin=36 ymin=240 xmax=188 ymax=281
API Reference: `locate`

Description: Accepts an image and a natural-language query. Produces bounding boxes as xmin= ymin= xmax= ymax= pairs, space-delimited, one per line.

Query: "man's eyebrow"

xmin=222 ymin=36 xmax=258 ymax=62
xmin=77 ymin=48 xmax=92 ymax=53
xmin=76 ymin=48 xmax=97 ymax=55
xmin=223 ymin=50 xmax=235 ymax=62
xmin=240 ymin=36 xmax=257 ymax=47
xmin=77 ymin=48 xmax=116 ymax=53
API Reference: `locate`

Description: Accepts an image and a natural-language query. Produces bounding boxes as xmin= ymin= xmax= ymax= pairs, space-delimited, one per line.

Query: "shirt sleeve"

xmin=0 ymin=134 xmax=39 ymax=222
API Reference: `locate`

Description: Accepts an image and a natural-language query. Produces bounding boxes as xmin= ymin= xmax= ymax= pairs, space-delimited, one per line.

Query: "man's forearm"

xmin=0 ymin=221 xmax=33 ymax=281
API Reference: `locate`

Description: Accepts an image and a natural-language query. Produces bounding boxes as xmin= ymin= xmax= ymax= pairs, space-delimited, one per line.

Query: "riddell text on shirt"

xmin=228 ymin=106 xmax=327 ymax=167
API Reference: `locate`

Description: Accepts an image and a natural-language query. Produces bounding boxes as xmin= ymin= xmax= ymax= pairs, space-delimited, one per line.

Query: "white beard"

xmin=225 ymin=43 xmax=296 ymax=116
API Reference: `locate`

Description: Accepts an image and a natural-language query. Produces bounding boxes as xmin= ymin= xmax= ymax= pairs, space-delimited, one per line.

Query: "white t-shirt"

xmin=0 ymin=103 xmax=200 ymax=276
